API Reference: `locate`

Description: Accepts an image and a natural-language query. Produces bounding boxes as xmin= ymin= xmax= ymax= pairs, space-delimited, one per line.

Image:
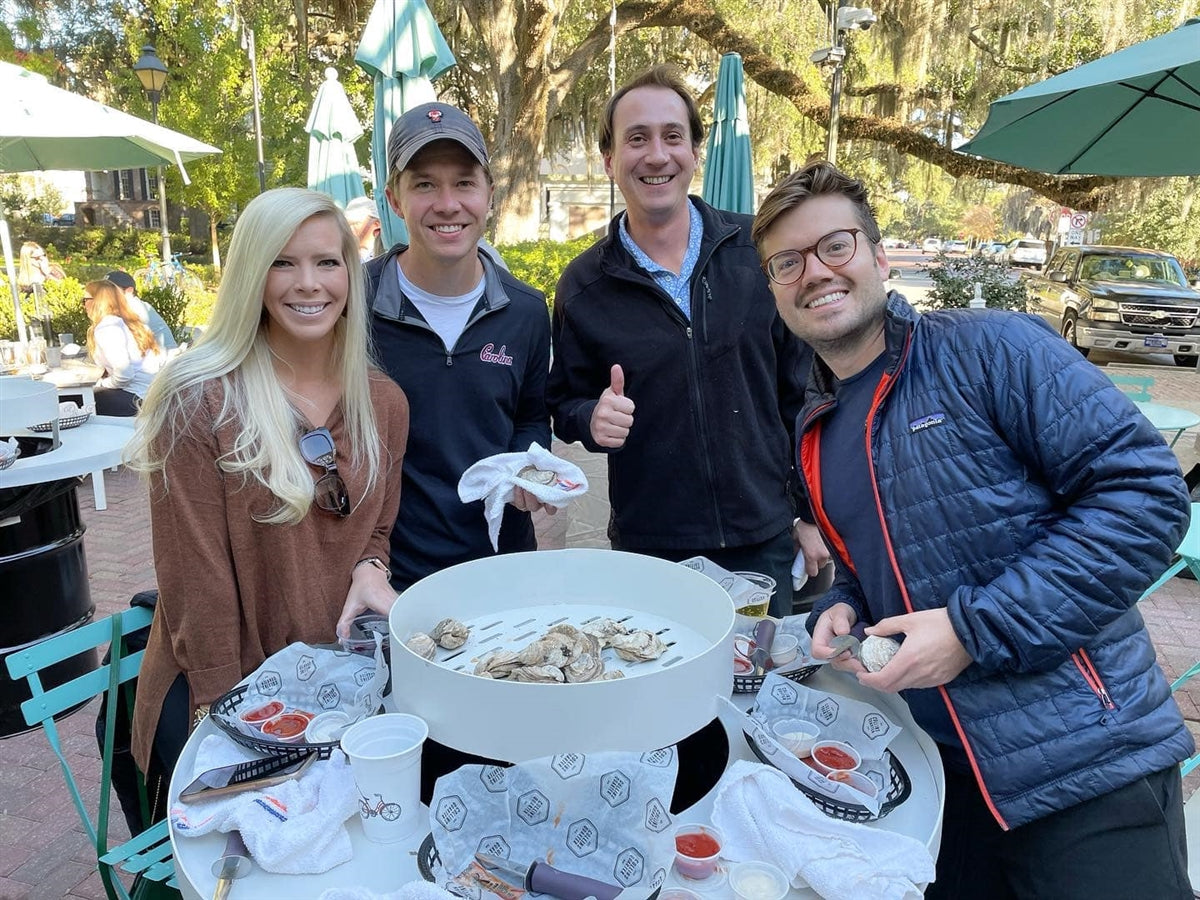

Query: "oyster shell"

xmin=564 ymin=652 xmax=606 ymax=683
xmin=510 ymin=664 xmax=566 ymax=683
xmin=474 ymin=649 xmax=521 ymax=679
xmin=430 ymin=617 xmax=470 ymax=650
xmin=610 ymin=629 xmax=667 ymax=662
xmin=517 ymin=465 xmax=557 ymax=485
xmin=601 ymin=670 xmax=625 ymax=680
xmin=860 ymin=635 xmax=902 ymax=673
xmin=581 ymin=617 xmax=629 ymax=648
xmin=405 ymin=632 xmax=437 ymax=661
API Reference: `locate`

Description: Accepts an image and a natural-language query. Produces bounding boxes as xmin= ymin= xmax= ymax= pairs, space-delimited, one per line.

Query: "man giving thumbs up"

xmin=591 ymin=364 xmax=636 ymax=448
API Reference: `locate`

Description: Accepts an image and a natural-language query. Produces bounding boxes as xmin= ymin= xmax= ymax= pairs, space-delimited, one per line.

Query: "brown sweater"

xmin=131 ymin=371 xmax=408 ymax=772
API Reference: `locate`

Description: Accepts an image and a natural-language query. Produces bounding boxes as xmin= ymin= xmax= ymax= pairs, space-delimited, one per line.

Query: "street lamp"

xmin=133 ymin=44 xmax=172 ymax=263
xmin=812 ymin=3 xmax=877 ymax=165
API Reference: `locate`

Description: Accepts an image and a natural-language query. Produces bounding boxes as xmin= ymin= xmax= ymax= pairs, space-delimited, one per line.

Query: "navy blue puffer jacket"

xmin=803 ymin=294 xmax=1193 ymax=829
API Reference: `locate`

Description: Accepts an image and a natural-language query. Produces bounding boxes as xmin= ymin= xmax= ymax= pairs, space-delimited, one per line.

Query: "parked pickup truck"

xmin=1026 ymin=245 xmax=1200 ymax=367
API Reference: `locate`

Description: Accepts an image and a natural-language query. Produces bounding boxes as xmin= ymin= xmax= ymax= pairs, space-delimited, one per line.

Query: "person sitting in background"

xmin=104 ymin=270 xmax=179 ymax=353
xmin=83 ymin=280 xmax=165 ymax=416
xmin=343 ymin=196 xmax=383 ymax=262
xmin=126 ymin=187 xmax=408 ymax=817
xmin=16 ymin=241 xmax=64 ymax=293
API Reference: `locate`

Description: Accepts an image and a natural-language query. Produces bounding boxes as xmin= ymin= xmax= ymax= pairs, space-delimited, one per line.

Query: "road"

xmin=882 ymin=248 xmax=1183 ymax=370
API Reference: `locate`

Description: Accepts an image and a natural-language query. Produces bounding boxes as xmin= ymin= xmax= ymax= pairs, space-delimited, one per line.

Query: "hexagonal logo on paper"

xmin=516 ymin=790 xmax=550 ymax=826
xmin=769 ymin=681 xmax=799 ymax=706
xmin=353 ymin=665 xmax=374 ymax=687
xmin=316 ymin=683 xmax=341 ymax=709
xmin=435 ymin=794 xmax=468 ymax=831
xmin=566 ymin=818 xmax=599 ymax=857
xmin=551 ymin=753 xmax=586 ymax=779
xmin=644 ymin=797 xmax=670 ymax=833
xmin=296 ymin=654 xmax=317 ymax=681
xmin=613 ymin=848 xmax=644 ymax=887
xmin=479 ymin=765 xmax=508 ymax=793
xmin=815 ymin=697 xmax=840 ymax=726
xmin=639 ymin=747 xmax=675 ymax=768
xmin=649 ymin=867 xmax=668 ymax=890
xmin=599 ymin=770 xmax=631 ymax=808
xmin=445 ymin=881 xmax=480 ymax=900
xmin=862 ymin=712 xmax=890 ymax=740
xmin=476 ymin=834 xmax=510 ymax=858
xmin=253 ymin=670 xmax=282 ymax=696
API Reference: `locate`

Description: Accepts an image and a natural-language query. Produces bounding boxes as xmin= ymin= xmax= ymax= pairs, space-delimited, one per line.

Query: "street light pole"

xmin=245 ymin=27 xmax=266 ymax=193
xmin=133 ymin=45 xmax=171 ymax=264
xmin=826 ymin=34 xmax=845 ymax=165
xmin=814 ymin=4 xmax=877 ymax=166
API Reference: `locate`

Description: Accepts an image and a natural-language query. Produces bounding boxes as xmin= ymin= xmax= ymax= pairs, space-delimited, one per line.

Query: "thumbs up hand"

xmin=590 ymin=364 xmax=636 ymax=448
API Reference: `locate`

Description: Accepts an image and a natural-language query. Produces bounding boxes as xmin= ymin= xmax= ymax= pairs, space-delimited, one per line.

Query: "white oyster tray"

xmin=415 ymin=603 xmax=712 ymax=678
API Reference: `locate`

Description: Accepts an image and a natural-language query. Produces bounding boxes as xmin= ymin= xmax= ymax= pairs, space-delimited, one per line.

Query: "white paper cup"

xmin=340 ymin=713 xmax=428 ymax=843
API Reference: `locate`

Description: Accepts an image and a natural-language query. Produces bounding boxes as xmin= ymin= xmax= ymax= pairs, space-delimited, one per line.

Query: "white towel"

xmin=792 ymin=548 xmax=809 ymax=591
xmin=170 ymin=735 xmax=360 ymax=874
xmin=711 ymin=760 xmax=934 ymax=900
xmin=318 ymin=884 xmax=460 ymax=900
xmin=457 ymin=442 xmax=588 ymax=550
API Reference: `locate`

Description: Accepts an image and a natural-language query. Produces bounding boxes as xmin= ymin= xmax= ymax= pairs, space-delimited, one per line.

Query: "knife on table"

xmin=210 ymin=831 xmax=252 ymax=900
xmin=475 ymin=851 xmax=623 ymax=900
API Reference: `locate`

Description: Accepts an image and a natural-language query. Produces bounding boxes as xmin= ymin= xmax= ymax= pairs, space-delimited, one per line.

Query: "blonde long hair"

xmin=17 ymin=242 xmax=46 ymax=289
xmin=85 ymin=280 xmax=158 ymax=357
xmin=126 ymin=188 xmax=382 ymax=525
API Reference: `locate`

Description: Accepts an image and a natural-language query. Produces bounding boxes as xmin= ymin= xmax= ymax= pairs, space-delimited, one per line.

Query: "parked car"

xmin=977 ymin=241 xmax=1007 ymax=258
xmin=53 ymin=213 xmax=76 ymax=227
xmin=945 ymin=240 xmax=969 ymax=255
xmin=1025 ymin=245 xmax=1200 ymax=367
xmin=921 ymin=238 xmax=942 ymax=254
xmin=1004 ymin=238 xmax=1047 ymax=269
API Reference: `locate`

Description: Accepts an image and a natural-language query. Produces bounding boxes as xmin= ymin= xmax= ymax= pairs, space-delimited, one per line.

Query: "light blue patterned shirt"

xmin=618 ymin=200 xmax=703 ymax=320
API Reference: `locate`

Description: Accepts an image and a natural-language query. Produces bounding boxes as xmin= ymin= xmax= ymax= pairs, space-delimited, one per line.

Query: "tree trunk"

xmin=209 ymin=215 xmax=221 ymax=273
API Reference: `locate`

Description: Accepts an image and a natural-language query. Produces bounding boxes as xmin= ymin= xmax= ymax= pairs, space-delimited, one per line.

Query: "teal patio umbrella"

xmin=958 ymin=19 xmax=1200 ymax=175
xmin=305 ymin=67 xmax=366 ymax=208
xmin=355 ymin=0 xmax=456 ymax=247
xmin=701 ymin=53 xmax=755 ymax=214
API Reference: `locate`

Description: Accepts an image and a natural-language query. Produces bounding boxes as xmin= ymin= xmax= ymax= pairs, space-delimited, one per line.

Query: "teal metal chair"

xmin=1106 ymin=371 xmax=1154 ymax=401
xmin=4 ymin=607 xmax=176 ymax=900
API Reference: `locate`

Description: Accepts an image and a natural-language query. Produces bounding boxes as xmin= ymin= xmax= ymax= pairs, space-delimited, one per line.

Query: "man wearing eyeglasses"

xmin=364 ymin=103 xmax=552 ymax=591
xmin=753 ymin=161 xmax=1193 ymax=898
xmin=546 ymin=66 xmax=828 ymax=613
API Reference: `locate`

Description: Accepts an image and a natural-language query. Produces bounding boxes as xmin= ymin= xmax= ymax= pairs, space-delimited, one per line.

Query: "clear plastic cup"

xmin=673 ymin=823 xmax=723 ymax=880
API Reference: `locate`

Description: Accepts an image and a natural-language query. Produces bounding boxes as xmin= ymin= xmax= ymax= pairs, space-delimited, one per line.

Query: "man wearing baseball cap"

xmin=104 ymin=270 xmax=178 ymax=352
xmin=364 ymin=101 xmax=552 ymax=592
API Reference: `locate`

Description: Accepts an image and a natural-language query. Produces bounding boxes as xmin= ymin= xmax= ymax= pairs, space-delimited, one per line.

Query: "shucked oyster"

xmin=581 ymin=617 xmax=629 ymax=648
xmin=564 ymin=651 xmax=606 ymax=683
xmin=430 ymin=617 xmax=470 ymax=650
xmin=405 ymin=632 xmax=437 ymax=661
xmin=474 ymin=649 xmax=522 ymax=679
xmin=517 ymin=465 xmax=557 ymax=485
xmin=510 ymin=664 xmax=566 ymax=683
xmin=610 ymin=629 xmax=667 ymax=662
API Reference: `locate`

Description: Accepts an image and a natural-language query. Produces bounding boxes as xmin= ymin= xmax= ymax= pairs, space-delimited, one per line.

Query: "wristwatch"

xmin=354 ymin=556 xmax=390 ymax=578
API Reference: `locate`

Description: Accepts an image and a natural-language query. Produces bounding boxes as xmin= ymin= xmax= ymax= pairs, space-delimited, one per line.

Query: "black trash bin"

xmin=0 ymin=435 xmax=96 ymax=738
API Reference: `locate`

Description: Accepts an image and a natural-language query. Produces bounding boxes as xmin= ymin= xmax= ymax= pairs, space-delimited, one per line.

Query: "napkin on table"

xmin=170 ymin=734 xmax=360 ymax=874
xmin=318 ymin=884 xmax=461 ymax=900
xmin=457 ymin=441 xmax=588 ymax=550
xmin=711 ymin=760 xmax=935 ymax=900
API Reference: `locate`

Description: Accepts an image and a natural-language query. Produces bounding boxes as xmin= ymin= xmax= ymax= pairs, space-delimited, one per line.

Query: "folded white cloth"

xmin=318 ymin=883 xmax=460 ymax=900
xmin=711 ymin=760 xmax=934 ymax=900
xmin=457 ymin=442 xmax=588 ymax=550
xmin=792 ymin=548 xmax=809 ymax=591
xmin=170 ymin=735 xmax=360 ymax=874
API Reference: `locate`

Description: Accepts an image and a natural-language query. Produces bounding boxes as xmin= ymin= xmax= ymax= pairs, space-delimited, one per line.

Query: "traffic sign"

xmin=1069 ymin=212 xmax=1088 ymax=229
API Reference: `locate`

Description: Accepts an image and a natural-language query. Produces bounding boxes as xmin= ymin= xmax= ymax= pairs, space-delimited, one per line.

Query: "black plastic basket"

xmin=733 ymin=662 xmax=820 ymax=694
xmin=210 ymin=683 xmax=343 ymax=760
xmin=29 ymin=410 xmax=91 ymax=432
xmin=744 ymin=729 xmax=911 ymax=823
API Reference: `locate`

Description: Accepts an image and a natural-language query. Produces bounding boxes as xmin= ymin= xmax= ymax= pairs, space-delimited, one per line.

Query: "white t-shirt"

xmin=92 ymin=316 xmax=164 ymax=398
xmin=394 ymin=260 xmax=484 ymax=351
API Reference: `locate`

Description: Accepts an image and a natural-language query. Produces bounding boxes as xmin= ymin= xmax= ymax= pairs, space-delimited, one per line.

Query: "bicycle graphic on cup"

xmin=359 ymin=791 xmax=402 ymax=821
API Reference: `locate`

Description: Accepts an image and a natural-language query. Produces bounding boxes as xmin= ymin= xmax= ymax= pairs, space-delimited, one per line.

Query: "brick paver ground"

xmin=1 ymin=362 xmax=1198 ymax=899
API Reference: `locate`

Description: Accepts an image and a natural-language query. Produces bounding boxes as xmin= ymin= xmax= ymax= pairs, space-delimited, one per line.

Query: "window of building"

xmin=146 ymin=170 xmax=158 ymax=197
xmin=117 ymin=169 xmax=135 ymax=200
xmin=147 ymin=207 xmax=161 ymax=229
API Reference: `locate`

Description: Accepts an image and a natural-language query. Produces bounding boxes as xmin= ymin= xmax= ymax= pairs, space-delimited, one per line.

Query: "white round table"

xmin=0 ymin=417 xmax=134 ymax=508
xmin=168 ymin=668 xmax=944 ymax=900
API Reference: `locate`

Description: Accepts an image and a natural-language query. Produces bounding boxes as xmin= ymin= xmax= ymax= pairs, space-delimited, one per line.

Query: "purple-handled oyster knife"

xmin=475 ymin=851 xmax=623 ymax=900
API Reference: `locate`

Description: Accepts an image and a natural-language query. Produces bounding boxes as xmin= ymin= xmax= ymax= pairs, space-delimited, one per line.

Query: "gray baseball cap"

xmin=343 ymin=196 xmax=380 ymax=221
xmin=386 ymin=102 xmax=489 ymax=174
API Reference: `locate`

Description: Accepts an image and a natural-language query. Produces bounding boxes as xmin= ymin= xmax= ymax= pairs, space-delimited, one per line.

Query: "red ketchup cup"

xmin=239 ymin=700 xmax=285 ymax=729
xmin=809 ymin=739 xmax=861 ymax=775
xmin=261 ymin=712 xmax=310 ymax=743
xmin=673 ymin=824 xmax=723 ymax=880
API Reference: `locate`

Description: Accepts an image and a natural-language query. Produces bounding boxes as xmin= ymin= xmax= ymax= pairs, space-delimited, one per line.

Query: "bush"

xmin=138 ymin=282 xmax=191 ymax=344
xmin=497 ymin=235 xmax=598 ymax=311
xmin=0 ymin=276 xmax=90 ymax=342
xmin=917 ymin=252 xmax=1028 ymax=311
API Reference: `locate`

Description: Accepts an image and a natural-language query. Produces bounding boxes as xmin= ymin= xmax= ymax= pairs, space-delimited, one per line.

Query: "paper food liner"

xmin=679 ymin=556 xmax=768 ymax=610
xmin=429 ymin=749 xmax=679 ymax=899
xmin=721 ymin=673 xmax=903 ymax=815
xmin=217 ymin=638 xmax=389 ymax=742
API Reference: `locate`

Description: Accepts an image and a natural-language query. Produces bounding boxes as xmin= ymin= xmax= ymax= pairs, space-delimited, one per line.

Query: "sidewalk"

xmin=1 ymin=365 xmax=1198 ymax=898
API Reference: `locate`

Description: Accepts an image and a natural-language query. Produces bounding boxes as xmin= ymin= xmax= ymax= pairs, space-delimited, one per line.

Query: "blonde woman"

xmin=127 ymin=188 xmax=408 ymax=803
xmin=16 ymin=241 xmax=64 ymax=292
xmin=83 ymin=280 xmax=164 ymax=415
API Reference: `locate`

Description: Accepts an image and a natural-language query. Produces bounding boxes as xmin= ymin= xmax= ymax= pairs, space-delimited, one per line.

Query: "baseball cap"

xmin=386 ymin=102 xmax=489 ymax=174
xmin=105 ymin=270 xmax=137 ymax=291
xmin=344 ymin=196 xmax=380 ymax=221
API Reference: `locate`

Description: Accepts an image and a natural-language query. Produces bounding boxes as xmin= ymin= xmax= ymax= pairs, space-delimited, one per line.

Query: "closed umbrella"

xmin=355 ymin=0 xmax=457 ymax=247
xmin=305 ymin=68 xmax=366 ymax=208
xmin=958 ymin=18 xmax=1200 ymax=175
xmin=0 ymin=61 xmax=221 ymax=344
xmin=701 ymin=53 xmax=755 ymax=215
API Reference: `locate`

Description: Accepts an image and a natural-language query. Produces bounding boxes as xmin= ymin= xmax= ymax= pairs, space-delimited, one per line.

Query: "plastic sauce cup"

xmin=826 ymin=769 xmax=879 ymax=799
xmin=770 ymin=717 xmax=820 ymax=758
xmin=673 ymin=824 xmax=723 ymax=880
xmin=809 ymin=739 xmax=861 ymax=775
xmin=729 ymin=861 xmax=789 ymax=900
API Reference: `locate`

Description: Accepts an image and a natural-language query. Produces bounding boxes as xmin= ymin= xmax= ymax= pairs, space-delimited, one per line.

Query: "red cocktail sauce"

xmin=262 ymin=713 xmax=309 ymax=740
xmin=676 ymin=832 xmax=721 ymax=859
xmin=812 ymin=745 xmax=856 ymax=771
xmin=241 ymin=700 xmax=285 ymax=724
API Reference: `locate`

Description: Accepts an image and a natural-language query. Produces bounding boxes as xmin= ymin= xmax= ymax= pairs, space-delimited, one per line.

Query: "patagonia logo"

xmin=480 ymin=343 xmax=514 ymax=366
xmin=909 ymin=413 xmax=946 ymax=433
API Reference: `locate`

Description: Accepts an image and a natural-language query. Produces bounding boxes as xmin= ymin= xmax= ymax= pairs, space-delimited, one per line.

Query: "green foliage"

xmin=497 ymin=235 xmax=599 ymax=309
xmin=137 ymin=282 xmax=190 ymax=343
xmin=0 ymin=276 xmax=89 ymax=342
xmin=918 ymin=253 xmax=1028 ymax=311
